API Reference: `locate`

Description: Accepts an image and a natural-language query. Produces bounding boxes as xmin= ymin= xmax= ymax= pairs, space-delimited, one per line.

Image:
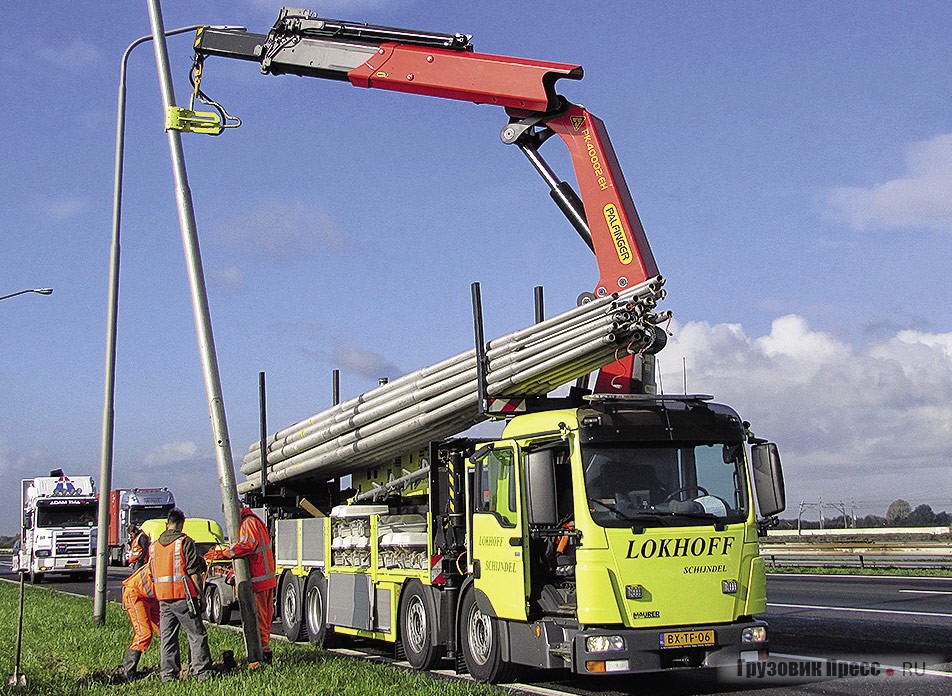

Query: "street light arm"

xmin=0 ymin=288 xmax=53 ymax=302
xmin=92 ymin=20 xmax=244 ymax=626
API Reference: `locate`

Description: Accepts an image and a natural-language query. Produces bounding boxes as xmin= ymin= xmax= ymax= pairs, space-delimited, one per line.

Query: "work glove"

xmin=204 ymin=548 xmax=225 ymax=562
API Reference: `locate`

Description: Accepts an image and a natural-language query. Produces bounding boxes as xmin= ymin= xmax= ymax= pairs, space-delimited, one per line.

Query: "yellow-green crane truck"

xmin=185 ymin=8 xmax=787 ymax=682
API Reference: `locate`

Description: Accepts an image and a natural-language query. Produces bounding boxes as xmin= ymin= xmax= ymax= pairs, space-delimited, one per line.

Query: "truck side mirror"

xmin=751 ymin=443 xmax=785 ymax=517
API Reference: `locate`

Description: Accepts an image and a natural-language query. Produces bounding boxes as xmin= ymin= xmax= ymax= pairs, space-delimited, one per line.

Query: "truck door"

xmin=470 ymin=441 xmax=529 ymax=621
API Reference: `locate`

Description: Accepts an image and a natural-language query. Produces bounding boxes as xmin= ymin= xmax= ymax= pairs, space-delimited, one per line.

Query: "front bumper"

xmin=572 ymin=619 xmax=769 ymax=675
xmin=34 ymin=557 xmax=95 ymax=574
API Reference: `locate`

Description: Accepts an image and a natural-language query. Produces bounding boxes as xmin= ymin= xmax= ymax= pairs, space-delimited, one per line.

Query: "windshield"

xmin=130 ymin=505 xmax=174 ymax=528
xmin=36 ymin=504 xmax=97 ymax=528
xmin=582 ymin=443 xmax=748 ymax=528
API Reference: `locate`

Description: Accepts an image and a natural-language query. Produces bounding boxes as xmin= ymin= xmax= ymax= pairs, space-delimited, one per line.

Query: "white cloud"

xmin=825 ymin=133 xmax=952 ymax=231
xmin=330 ymin=345 xmax=402 ymax=381
xmin=37 ymin=38 xmax=104 ymax=71
xmin=657 ymin=315 xmax=952 ymax=515
xmin=215 ymin=200 xmax=347 ymax=262
xmin=143 ymin=441 xmax=199 ymax=468
xmin=43 ymin=196 xmax=89 ymax=220
xmin=208 ymin=266 xmax=245 ymax=292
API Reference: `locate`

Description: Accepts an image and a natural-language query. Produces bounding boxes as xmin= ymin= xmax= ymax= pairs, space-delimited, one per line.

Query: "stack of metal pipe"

xmin=237 ymin=276 xmax=666 ymax=493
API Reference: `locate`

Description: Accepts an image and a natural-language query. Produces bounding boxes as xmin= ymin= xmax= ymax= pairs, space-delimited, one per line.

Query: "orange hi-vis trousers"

xmin=257 ymin=587 xmax=274 ymax=650
xmin=123 ymin=586 xmax=160 ymax=652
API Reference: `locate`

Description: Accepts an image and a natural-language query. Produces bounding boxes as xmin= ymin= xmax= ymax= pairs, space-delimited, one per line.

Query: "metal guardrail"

xmin=768 ymin=526 xmax=951 ymax=538
xmin=761 ymin=540 xmax=952 ymax=569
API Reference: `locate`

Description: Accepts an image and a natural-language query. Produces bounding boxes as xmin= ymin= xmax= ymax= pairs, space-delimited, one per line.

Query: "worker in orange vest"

xmin=121 ymin=563 xmax=159 ymax=679
xmin=127 ymin=525 xmax=150 ymax=570
xmin=150 ymin=508 xmax=214 ymax=682
xmin=204 ymin=507 xmax=277 ymax=662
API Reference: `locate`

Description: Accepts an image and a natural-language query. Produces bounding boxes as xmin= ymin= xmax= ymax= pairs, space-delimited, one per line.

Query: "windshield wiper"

xmin=588 ymin=498 xmax=641 ymax=523
xmin=590 ymin=499 xmax=728 ymax=532
xmin=651 ymin=509 xmax=726 ymax=531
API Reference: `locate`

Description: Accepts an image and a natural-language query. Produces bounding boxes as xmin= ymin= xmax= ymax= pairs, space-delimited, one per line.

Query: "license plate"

xmin=660 ymin=630 xmax=715 ymax=649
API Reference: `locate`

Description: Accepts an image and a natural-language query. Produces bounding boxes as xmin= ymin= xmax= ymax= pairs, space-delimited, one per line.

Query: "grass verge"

xmin=0 ymin=579 xmax=506 ymax=696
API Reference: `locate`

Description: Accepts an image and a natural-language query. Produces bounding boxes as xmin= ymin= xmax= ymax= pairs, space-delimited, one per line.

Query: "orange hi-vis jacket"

xmin=150 ymin=536 xmax=199 ymax=601
xmin=222 ymin=509 xmax=277 ymax=592
xmin=128 ymin=531 xmax=148 ymax=566
xmin=121 ymin=563 xmax=156 ymax=601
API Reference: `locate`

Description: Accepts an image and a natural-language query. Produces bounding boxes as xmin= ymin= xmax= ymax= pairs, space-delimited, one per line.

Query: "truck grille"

xmin=55 ymin=531 xmax=91 ymax=556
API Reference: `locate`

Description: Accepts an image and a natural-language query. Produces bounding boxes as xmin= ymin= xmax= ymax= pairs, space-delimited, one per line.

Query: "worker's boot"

xmin=123 ymin=650 xmax=141 ymax=680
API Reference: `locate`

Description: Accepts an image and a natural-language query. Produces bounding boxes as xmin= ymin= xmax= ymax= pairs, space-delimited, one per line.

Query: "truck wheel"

xmin=206 ymin=585 xmax=232 ymax=625
xmin=399 ymin=580 xmax=443 ymax=670
xmin=459 ymin=589 xmax=518 ymax=683
xmin=202 ymin=585 xmax=213 ymax=621
xmin=29 ymin=571 xmax=43 ymax=585
xmin=304 ymin=571 xmax=333 ymax=648
xmin=280 ymin=572 xmax=308 ymax=642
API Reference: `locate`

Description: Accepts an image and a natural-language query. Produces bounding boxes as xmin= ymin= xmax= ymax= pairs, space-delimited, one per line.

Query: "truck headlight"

xmin=742 ymin=626 xmax=767 ymax=644
xmin=586 ymin=635 xmax=625 ymax=652
xmin=36 ymin=550 xmax=52 ymax=558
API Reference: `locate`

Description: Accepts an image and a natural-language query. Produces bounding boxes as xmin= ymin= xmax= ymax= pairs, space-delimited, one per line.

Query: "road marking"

xmin=499 ymin=682 xmax=580 ymax=696
xmin=768 ymin=602 xmax=952 ymax=619
xmin=768 ymin=573 xmax=952 ymax=581
xmin=898 ymin=589 xmax=952 ymax=595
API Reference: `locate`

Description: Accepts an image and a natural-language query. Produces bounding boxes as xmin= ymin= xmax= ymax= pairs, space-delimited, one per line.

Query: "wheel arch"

xmin=457 ymin=580 xmax=511 ymax=662
xmin=399 ymin=578 xmax=446 ymax=648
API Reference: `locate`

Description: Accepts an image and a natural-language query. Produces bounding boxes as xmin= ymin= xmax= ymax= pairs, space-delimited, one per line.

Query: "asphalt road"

xmin=3 ymin=564 xmax=950 ymax=696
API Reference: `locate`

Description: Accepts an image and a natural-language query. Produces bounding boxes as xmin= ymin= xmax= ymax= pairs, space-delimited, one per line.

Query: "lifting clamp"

xmin=166 ymin=27 xmax=242 ymax=136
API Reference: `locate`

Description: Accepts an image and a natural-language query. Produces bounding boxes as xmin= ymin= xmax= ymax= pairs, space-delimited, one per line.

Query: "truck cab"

xmin=108 ymin=488 xmax=176 ymax=565
xmin=465 ymin=394 xmax=783 ymax=678
xmin=16 ymin=474 xmax=99 ymax=583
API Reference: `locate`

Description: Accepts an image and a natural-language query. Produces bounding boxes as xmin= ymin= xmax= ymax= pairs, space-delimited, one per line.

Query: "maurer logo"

xmin=603 ymin=204 xmax=632 ymax=265
xmin=626 ymin=536 xmax=734 ymax=559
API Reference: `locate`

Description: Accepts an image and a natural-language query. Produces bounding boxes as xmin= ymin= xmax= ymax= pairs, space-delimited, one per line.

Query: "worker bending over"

xmin=205 ymin=506 xmax=276 ymax=662
xmin=121 ymin=564 xmax=159 ymax=679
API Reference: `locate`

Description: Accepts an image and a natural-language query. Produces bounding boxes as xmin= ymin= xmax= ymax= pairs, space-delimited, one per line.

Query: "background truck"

xmin=106 ymin=487 xmax=175 ymax=565
xmin=14 ymin=471 xmax=98 ymax=583
xmin=180 ymin=7 xmax=787 ymax=682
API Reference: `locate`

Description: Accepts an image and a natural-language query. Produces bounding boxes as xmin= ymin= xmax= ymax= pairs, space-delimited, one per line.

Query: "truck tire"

xmin=459 ymin=589 xmax=519 ymax=683
xmin=206 ymin=584 xmax=232 ymax=625
xmin=304 ymin=571 xmax=333 ymax=648
xmin=202 ymin=585 xmax=213 ymax=622
xmin=399 ymin=580 xmax=443 ymax=670
xmin=29 ymin=571 xmax=43 ymax=585
xmin=280 ymin=572 xmax=308 ymax=642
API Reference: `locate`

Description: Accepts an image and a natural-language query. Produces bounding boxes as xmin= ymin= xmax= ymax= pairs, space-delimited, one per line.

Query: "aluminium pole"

xmin=144 ymin=0 xmax=263 ymax=664
xmin=94 ymin=22 xmax=207 ymax=627
xmin=93 ymin=29 xmax=138 ymax=627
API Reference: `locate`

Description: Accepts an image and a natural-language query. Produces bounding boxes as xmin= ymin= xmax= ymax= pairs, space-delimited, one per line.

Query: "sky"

xmin=1 ymin=1 xmax=950 ymax=533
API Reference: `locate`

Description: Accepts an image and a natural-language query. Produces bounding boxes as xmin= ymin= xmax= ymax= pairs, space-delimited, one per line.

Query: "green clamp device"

xmin=165 ymin=106 xmax=225 ymax=136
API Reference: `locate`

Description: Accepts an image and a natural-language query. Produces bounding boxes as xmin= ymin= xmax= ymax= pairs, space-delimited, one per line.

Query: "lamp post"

xmin=144 ymin=0 xmax=264 ymax=663
xmin=0 ymin=288 xmax=53 ymax=302
xmin=92 ymin=22 xmax=240 ymax=626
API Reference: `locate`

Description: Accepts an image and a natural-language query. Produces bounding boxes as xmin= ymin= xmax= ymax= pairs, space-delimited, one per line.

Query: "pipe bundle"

xmin=237 ymin=277 xmax=665 ymax=493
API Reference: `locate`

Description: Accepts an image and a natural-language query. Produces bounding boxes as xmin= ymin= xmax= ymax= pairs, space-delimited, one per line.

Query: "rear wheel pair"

xmin=280 ymin=572 xmax=309 ymax=642
xmin=204 ymin=584 xmax=232 ymax=625
xmin=400 ymin=582 xmax=519 ymax=683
